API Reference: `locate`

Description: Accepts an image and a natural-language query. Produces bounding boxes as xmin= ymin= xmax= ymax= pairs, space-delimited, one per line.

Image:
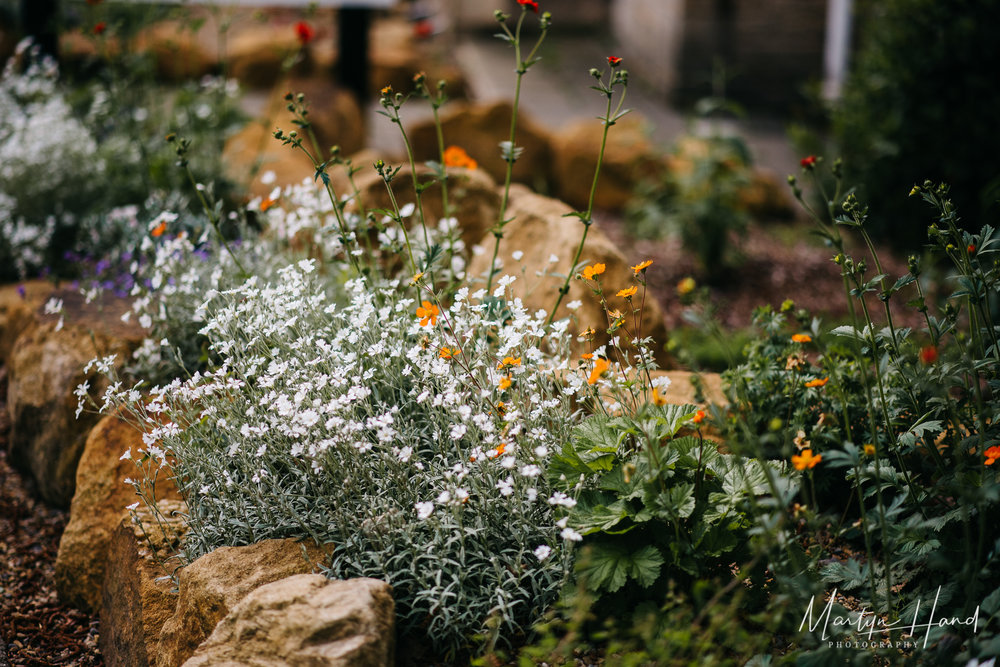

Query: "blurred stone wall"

xmin=611 ymin=0 xmax=827 ymax=110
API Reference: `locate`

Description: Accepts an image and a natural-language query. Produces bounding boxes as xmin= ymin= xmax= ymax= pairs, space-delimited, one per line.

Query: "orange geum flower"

xmin=580 ymin=327 xmax=596 ymax=338
xmin=489 ymin=442 xmax=507 ymax=459
xmin=581 ymin=352 xmax=594 ymax=360
xmin=791 ymin=449 xmax=822 ymax=470
xmin=443 ymin=146 xmax=478 ymax=170
xmin=582 ymin=263 xmax=606 ymax=280
xmin=497 ymin=356 xmax=522 ymax=369
xmin=864 ymin=444 xmax=876 ymax=456
xmin=416 ymin=300 xmax=439 ymax=327
xmin=498 ymin=375 xmax=512 ymax=391
xmin=151 ymin=221 xmax=168 ymax=237
xmin=616 ymin=286 xmax=638 ymax=298
xmin=791 ymin=334 xmax=812 ymax=343
xmin=439 ymin=347 xmax=457 ymax=360
xmin=985 ymin=446 xmax=1000 ymax=466
xmin=919 ymin=345 xmax=938 ymax=365
xmin=692 ymin=410 xmax=706 ymax=424
xmin=630 ymin=259 xmax=653 ymax=275
xmin=804 ymin=377 xmax=829 ymax=388
xmin=588 ymin=358 xmax=610 ymax=385
xmin=677 ymin=276 xmax=696 ymax=296
xmin=651 ymin=386 xmax=667 ymax=406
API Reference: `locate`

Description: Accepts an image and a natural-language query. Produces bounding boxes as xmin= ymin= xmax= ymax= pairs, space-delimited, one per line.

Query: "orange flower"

xmin=676 ymin=276 xmax=696 ymax=295
xmin=804 ymin=377 xmax=829 ymax=388
xmin=151 ymin=221 xmax=168 ymax=237
xmin=497 ymin=356 xmax=522 ymax=369
xmin=630 ymin=259 xmax=652 ymax=275
xmin=489 ymin=442 xmax=507 ymax=459
xmin=791 ymin=334 xmax=812 ymax=343
xmin=439 ymin=347 xmax=457 ymax=360
xmin=791 ymin=449 xmax=822 ymax=470
xmin=443 ymin=146 xmax=478 ymax=170
xmin=582 ymin=263 xmax=606 ymax=280
xmin=863 ymin=444 xmax=876 ymax=456
xmin=581 ymin=352 xmax=594 ymax=360
xmin=616 ymin=286 xmax=638 ymax=298
xmin=692 ymin=410 xmax=706 ymax=424
xmin=580 ymin=327 xmax=596 ymax=338
xmin=416 ymin=301 xmax=439 ymax=327
xmin=498 ymin=375 xmax=512 ymax=391
xmin=919 ymin=345 xmax=938 ymax=365
xmin=985 ymin=446 xmax=1000 ymax=466
xmin=588 ymin=358 xmax=610 ymax=385
xmin=968 ymin=244 xmax=977 ymax=254
xmin=380 ymin=85 xmax=393 ymax=96
xmin=260 ymin=196 xmax=278 ymax=212
xmin=652 ymin=386 xmax=667 ymax=406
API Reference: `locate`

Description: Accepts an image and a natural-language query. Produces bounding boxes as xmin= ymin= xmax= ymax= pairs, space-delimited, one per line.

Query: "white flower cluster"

xmin=91 ymin=261 xmax=587 ymax=652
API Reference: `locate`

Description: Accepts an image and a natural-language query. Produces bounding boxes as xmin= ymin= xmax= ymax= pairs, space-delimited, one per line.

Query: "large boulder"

xmin=348 ymin=161 xmax=501 ymax=251
xmin=181 ymin=574 xmax=395 ymax=667
xmin=268 ymin=77 xmax=366 ymax=158
xmin=407 ymin=101 xmax=552 ymax=188
xmin=100 ymin=499 xmax=187 ymax=667
xmin=550 ymin=115 xmax=667 ymax=211
xmin=222 ymin=121 xmax=316 ymax=200
xmin=132 ymin=21 xmax=215 ymax=82
xmin=6 ymin=289 xmax=143 ymax=507
xmin=0 ymin=281 xmax=54 ymax=365
xmin=155 ymin=538 xmax=332 ymax=667
xmin=55 ymin=413 xmax=181 ymax=612
xmin=467 ymin=185 xmax=671 ymax=366
xmin=226 ymin=24 xmax=301 ymax=89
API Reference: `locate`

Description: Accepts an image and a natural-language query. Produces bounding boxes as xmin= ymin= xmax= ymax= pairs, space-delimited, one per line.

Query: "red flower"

xmin=295 ymin=21 xmax=315 ymax=45
xmin=968 ymin=244 xmax=977 ymax=254
xmin=607 ymin=56 xmax=623 ymax=67
xmin=919 ymin=345 xmax=938 ymax=365
xmin=800 ymin=155 xmax=817 ymax=169
xmin=414 ymin=19 xmax=433 ymax=38
xmin=93 ymin=21 xmax=106 ymax=35
xmin=517 ymin=0 xmax=539 ymax=13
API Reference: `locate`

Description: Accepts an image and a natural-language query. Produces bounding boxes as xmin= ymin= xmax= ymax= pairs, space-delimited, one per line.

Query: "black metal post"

xmin=337 ymin=7 xmax=372 ymax=101
xmin=20 ymin=0 xmax=59 ymax=58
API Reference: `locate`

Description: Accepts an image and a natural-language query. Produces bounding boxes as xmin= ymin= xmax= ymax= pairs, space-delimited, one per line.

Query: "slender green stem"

xmin=547 ymin=76 xmax=627 ymax=325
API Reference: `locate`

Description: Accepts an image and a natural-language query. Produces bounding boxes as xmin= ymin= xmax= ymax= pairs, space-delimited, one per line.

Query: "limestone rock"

xmin=55 ymin=413 xmax=181 ymax=612
xmin=740 ymin=168 xmax=795 ymax=220
xmin=226 ymin=25 xmax=300 ymax=89
xmin=100 ymin=499 xmax=187 ymax=667
xmin=0 ymin=281 xmax=54 ymax=365
xmin=155 ymin=538 xmax=332 ymax=667
xmin=407 ymin=101 xmax=552 ymax=188
xmin=267 ymin=77 xmax=365 ymax=158
xmin=182 ymin=574 xmax=394 ymax=667
xmin=6 ymin=290 xmax=142 ymax=507
xmin=132 ymin=21 xmax=215 ymax=82
xmin=467 ymin=185 xmax=671 ymax=366
xmin=223 ymin=121 xmax=317 ymax=200
xmin=550 ymin=115 xmax=667 ymax=211
xmin=348 ymin=161 xmax=501 ymax=250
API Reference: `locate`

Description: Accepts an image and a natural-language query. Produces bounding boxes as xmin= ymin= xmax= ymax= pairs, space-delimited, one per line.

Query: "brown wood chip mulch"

xmin=0 ymin=367 xmax=103 ymax=666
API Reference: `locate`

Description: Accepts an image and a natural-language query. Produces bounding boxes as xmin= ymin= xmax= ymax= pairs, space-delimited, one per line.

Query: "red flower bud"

xmin=800 ymin=155 xmax=817 ymax=169
xmin=919 ymin=345 xmax=938 ymax=365
xmin=295 ymin=21 xmax=314 ymax=45
xmin=93 ymin=21 xmax=106 ymax=35
xmin=517 ymin=0 xmax=539 ymax=13
xmin=607 ymin=56 xmax=622 ymax=67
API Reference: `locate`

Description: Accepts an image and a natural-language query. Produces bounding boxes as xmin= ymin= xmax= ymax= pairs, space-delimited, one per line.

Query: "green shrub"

xmin=834 ymin=0 xmax=1000 ymax=247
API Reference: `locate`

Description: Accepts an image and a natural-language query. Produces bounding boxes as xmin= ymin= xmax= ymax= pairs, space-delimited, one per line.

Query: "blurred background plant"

xmin=833 ymin=0 xmax=1000 ymax=248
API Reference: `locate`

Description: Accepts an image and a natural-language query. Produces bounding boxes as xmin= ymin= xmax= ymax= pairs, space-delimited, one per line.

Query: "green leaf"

xmin=570 ymin=498 xmax=631 ymax=535
xmin=577 ymin=542 xmax=664 ymax=593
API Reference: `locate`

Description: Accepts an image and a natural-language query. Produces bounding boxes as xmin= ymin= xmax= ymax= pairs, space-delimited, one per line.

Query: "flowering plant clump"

xmin=89 ymin=261 xmax=593 ymax=655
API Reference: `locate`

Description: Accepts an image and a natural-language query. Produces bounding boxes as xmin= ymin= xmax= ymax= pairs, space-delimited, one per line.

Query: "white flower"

xmin=520 ymin=464 xmax=541 ymax=478
xmin=415 ymin=501 xmax=434 ymax=520
xmin=260 ymin=170 xmax=277 ymax=185
xmin=560 ymin=527 xmax=583 ymax=542
xmin=533 ymin=545 xmax=552 ymax=561
xmin=566 ymin=300 xmax=582 ymax=311
xmin=511 ymin=250 xmax=524 ymax=261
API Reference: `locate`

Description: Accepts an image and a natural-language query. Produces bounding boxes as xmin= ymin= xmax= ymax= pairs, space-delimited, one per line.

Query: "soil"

xmin=596 ymin=213 xmax=925 ymax=333
xmin=0 ymin=368 xmax=103 ymax=667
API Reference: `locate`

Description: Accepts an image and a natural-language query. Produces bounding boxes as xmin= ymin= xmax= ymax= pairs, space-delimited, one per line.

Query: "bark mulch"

xmin=0 ymin=367 xmax=103 ymax=667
